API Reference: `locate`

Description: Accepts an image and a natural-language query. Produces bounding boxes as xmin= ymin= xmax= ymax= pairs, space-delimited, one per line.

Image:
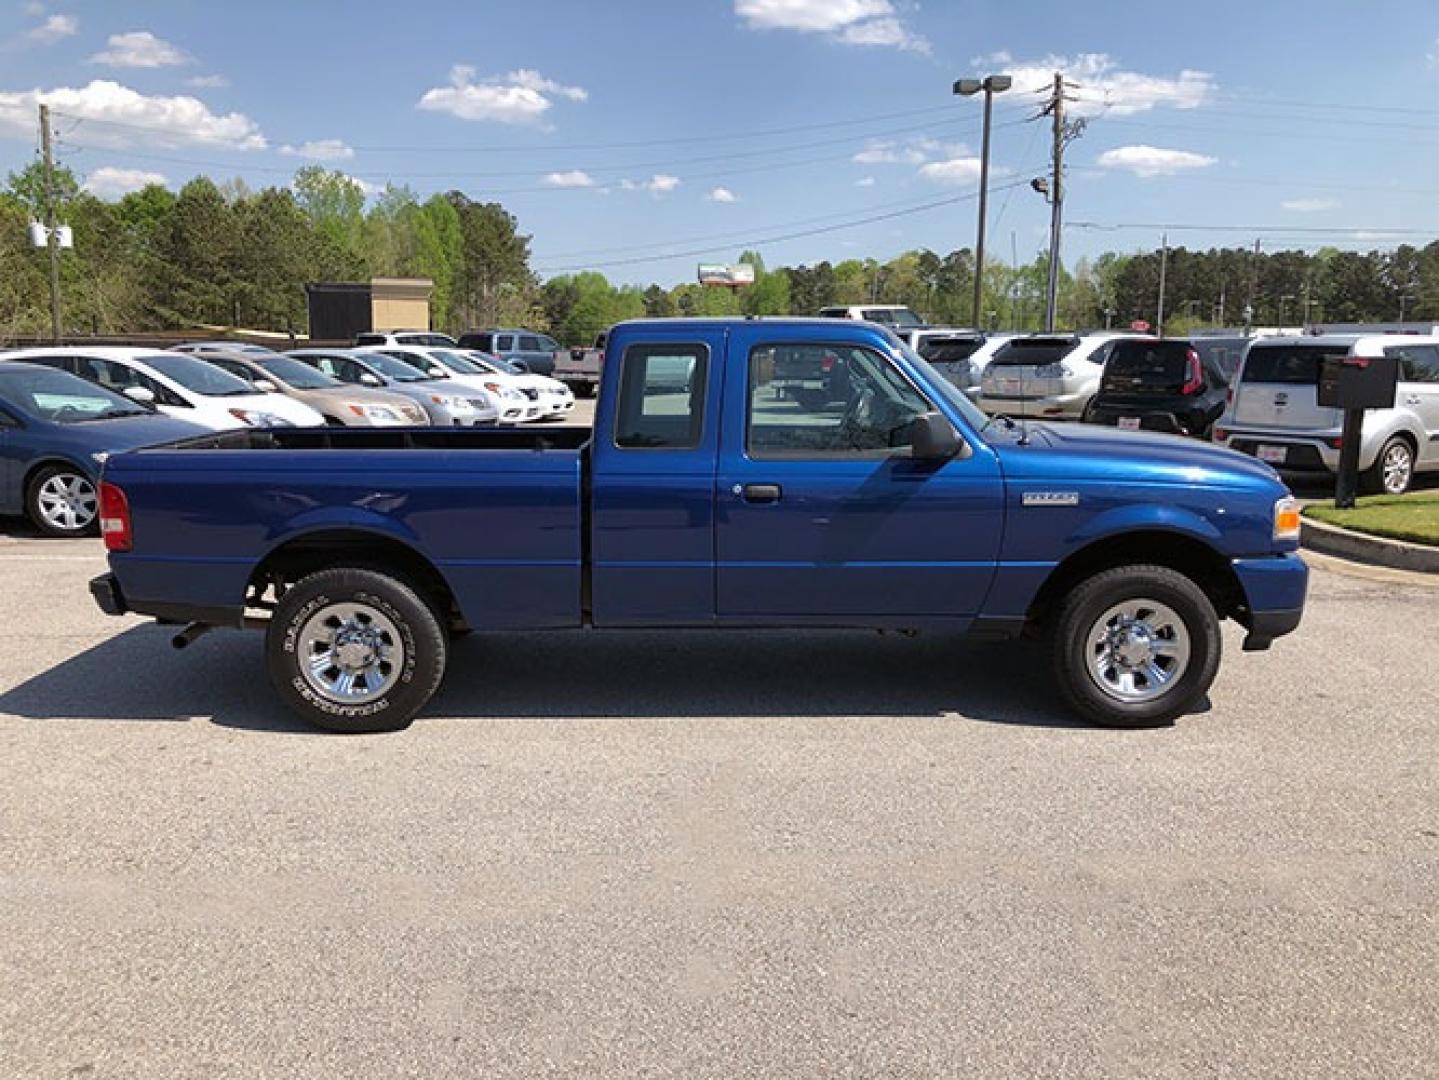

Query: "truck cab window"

xmin=614 ymin=343 xmax=706 ymax=449
xmin=747 ymin=344 xmax=930 ymax=457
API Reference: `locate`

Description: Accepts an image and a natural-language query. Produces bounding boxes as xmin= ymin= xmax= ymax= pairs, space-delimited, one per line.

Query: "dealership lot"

xmin=0 ymin=533 xmax=1435 ymax=1078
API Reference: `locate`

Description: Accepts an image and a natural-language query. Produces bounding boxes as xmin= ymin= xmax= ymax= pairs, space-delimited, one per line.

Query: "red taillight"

xmin=1213 ymin=427 xmax=1228 ymax=442
xmin=820 ymin=352 xmax=836 ymax=373
xmin=99 ymin=482 xmax=132 ymax=552
xmin=1181 ymin=349 xmax=1204 ymax=395
xmin=1326 ymin=436 xmax=1344 ymax=450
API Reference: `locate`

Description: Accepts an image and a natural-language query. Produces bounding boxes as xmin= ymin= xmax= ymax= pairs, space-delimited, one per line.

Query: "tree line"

xmin=4 ymin=164 xmax=1438 ymax=344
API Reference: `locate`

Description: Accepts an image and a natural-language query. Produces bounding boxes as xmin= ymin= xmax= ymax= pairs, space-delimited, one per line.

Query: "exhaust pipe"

xmin=171 ymin=623 xmax=213 ymax=650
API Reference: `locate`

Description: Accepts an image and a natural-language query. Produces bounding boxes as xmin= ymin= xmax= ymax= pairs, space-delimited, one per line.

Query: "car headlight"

xmin=229 ymin=408 xmax=292 ymax=427
xmin=431 ymin=394 xmax=474 ymax=412
xmin=1273 ymin=496 xmax=1301 ymax=542
xmin=347 ymin=403 xmax=402 ymax=422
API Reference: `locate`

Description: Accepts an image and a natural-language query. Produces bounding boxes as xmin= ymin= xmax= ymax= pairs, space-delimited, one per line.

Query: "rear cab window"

xmin=613 ymin=343 xmax=707 ymax=449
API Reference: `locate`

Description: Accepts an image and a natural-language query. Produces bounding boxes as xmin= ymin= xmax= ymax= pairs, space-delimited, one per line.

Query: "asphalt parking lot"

xmin=0 ymin=526 xmax=1435 ymax=1078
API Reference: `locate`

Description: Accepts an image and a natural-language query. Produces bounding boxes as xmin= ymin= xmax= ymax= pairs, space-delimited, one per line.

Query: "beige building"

xmin=370 ymin=278 xmax=434 ymax=332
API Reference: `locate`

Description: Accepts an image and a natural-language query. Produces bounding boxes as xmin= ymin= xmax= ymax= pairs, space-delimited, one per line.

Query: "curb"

xmin=1300 ymin=515 xmax=1439 ymax=575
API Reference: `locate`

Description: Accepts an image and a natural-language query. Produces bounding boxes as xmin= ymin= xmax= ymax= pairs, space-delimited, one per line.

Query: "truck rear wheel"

xmin=267 ymin=567 xmax=447 ymax=733
xmin=1051 ymin=564 xmax=1221 ymax=729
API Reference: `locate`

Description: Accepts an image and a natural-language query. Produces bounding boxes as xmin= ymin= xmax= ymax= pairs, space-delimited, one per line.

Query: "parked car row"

xmin=0 ymin=338 xmax=577 ymax=537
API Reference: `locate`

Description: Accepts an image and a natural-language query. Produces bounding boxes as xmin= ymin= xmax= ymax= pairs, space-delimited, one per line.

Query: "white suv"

xmin=1213 ymin=334 xmax=1439 ymax=494
xmin=353 ymin=330 xmax=458 ymax=348
xmin=975 ymin=333 xmax=1151 ymax=419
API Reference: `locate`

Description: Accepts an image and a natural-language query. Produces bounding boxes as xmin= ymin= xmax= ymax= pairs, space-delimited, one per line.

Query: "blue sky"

xmin=3 ymin=0 xmax=1439 ymax=286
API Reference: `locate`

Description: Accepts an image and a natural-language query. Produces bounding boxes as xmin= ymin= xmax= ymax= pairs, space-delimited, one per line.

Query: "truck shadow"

xmin=0 ymin=623 xmax=1119 ymax=732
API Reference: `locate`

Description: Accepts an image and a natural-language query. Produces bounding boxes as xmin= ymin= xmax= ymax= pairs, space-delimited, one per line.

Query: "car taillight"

xmin=99 ymin=481 xmax=132 ymax=552
xmin=1181 ymin=349 xmax=1204 ymax=395
xmin=820 ymin=352 xmax=836 ymax=373
xmin=1212 ymin=427 xmax=1228 ymax=442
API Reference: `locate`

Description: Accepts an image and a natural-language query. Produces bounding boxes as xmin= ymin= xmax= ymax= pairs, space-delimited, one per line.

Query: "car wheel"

xmin=26 ymin=465 xmax=99 ymax=538
xmin=1361 ymin=436 xmax=1414 ymax=496
xmin=1052 ymin=564 xmax=1221 ymax=729
xmin=267 ymin=567 xmax=447 ymax=733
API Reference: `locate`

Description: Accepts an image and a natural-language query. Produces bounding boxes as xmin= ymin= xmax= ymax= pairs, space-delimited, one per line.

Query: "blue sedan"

xmin=0 ymin=362 xmax=207 ymax=537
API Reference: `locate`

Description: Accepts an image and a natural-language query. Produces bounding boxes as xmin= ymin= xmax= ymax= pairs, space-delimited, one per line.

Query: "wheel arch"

xmin=247 ymin=528 xmax=465 ymax=630
xmin=22 ymin=455 xmax=96 ymax=497
xmin=1025 ymin=529 xmax=1245 ymax=631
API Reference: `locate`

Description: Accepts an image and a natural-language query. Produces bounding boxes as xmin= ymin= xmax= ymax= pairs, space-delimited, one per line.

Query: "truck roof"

xmin=610 ymin=316 xmax=903 ymax=334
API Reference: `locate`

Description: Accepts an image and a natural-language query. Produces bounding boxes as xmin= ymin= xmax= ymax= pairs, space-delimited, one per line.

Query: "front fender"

xmin=1066 ymin=501 xmax=1225 ymax=548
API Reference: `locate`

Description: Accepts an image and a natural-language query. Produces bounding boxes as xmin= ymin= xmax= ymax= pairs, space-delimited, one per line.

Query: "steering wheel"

xmin=837 ymin=387 xmax=876 ymax=449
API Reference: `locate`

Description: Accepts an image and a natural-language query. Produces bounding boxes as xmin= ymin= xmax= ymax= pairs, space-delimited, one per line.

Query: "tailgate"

xmin=1234 ymin=343 xmax=1346 ymax=430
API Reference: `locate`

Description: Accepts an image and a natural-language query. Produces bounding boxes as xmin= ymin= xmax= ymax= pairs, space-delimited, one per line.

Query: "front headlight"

xmin=431 ymin=394 xmax=474 ymax=413
xmin=1273 ymin=496 xmax=1301 ymax=542
xmin=347 ymin=403 xmax=401 ymax=422
xmin=229 ymin=409 xmax=292 ymax=427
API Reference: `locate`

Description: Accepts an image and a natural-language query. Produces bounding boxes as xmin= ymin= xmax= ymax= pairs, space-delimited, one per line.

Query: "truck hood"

xmin=989 ymin=421 xmax=1286 ymax=489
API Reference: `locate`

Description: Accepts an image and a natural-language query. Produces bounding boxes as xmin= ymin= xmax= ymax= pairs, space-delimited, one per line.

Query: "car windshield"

xmin=466 ymin=351 xmax=521 ymax=375
xmin=427 ymin=349 xmax=486 ymax=375
xmin=254 ymin=357 xmax=341 ymax=390
xmin=885 ymin=336 xmax=989 ymax=431
xmin=0 ymin=367 xmax=150 ymax=422
xmin=989 ymin=338 xmax=1081 ymax=367
xmin=1241 ymin=343 xmax=1350 ymax=385
xmin=138 ymin=354 xmax=257 ymax=396
xmin=400 ymin=334 xmax=458 ymax=347
xmin=1103 ymin=341 xmax=1194 ymax=388
xmin=361 ymin=352 xmax=436 ymax=382
xmin=919 ymin=337 xmax=985 ymax=363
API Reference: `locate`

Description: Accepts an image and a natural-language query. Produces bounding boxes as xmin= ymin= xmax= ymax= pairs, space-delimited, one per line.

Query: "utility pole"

xmin=39 ymin=104 xmax=62 ymax=343
xmin=1156 ymin=233 xmax=1169 ymax=337
xmin=1217 ymin=283 xmax=1226 ymax=327
xmin=1037 ymin=72 xmax=1084 ymax=332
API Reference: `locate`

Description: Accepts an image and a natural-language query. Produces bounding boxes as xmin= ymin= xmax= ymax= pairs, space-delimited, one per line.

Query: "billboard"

xmin=698 ymin=263 xmax=756 ymax=287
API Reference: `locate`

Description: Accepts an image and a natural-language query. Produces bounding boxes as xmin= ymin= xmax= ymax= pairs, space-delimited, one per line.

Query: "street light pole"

xmin=954 ymin=74 xmax=1011 ymax=330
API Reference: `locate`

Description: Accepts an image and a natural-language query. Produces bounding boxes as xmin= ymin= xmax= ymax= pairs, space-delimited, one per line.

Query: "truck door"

xmin=715 ymin=327 xmax=1004 ymax=622
xmin=589 ymin=328 xmax=726 ymax=626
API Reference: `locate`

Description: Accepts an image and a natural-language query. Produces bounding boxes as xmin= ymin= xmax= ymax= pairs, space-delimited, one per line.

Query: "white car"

xmin=361 ymin=345 xmax=542 ymax=423
xmin=1 ymin=346 xmax=323 ymax=430
xmin=975 ymin=333 xmax=1152 ymax=419
xmin=353 ymin=330 xmax=459 ymax=348
xmin=818 ymin=304 xmax=928 ymax=343
xmin=912 ymin=330 xmax=1007 ymax=398
xmin=461 ymin=350 xmax=575 ymax=419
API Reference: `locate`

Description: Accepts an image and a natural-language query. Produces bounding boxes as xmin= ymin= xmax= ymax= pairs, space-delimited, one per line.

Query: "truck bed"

xmin=103 ymin=425 xmax=591 ymax=631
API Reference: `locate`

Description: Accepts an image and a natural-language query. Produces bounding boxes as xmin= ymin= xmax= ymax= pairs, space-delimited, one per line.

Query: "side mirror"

xmin=122 ymin=386 xmax=156 ymax=405
xmin=427 ymin=366 xmax=448 ymax=379
xmin=910 ymin=411 xmax=963 ymax=461
xmin=359 ymin=373 xmax=383 ymax=387
xmin=253 ymin=379 xmax=278 ymax=393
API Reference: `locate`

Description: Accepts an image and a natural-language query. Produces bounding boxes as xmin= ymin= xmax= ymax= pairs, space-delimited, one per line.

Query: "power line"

xmin=534 ymin=181 xmax=1027 ymax=274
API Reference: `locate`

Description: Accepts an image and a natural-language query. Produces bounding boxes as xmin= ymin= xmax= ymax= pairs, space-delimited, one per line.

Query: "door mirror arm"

xmin=910 ymin=411 xmax=966 ymax=461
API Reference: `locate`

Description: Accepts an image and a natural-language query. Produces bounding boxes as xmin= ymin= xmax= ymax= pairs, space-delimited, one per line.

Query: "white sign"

xmin=697 ymin=263 xmax=756 ymax=287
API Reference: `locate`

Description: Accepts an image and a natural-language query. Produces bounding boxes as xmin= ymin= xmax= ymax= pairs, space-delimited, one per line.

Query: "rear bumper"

xmin=976 ymin=387 xmax=1089 ymax=418
xmin=1230 ymin=554 xmax=1309 ymax=651
xmin=89 ymin=572 xmax=126 ymax=616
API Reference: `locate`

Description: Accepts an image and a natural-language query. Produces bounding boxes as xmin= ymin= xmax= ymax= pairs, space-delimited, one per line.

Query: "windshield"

xmin=0 ymin=367 xmax=150 ymax=422
xmin=989 ymin=338 xmax=1081 ymax=367
xmin=465 ymin=351 xmax=521 ymax=375
xmin=362 ymin=352 xmax=438 ymax=383
xmin=862 ymin=307 xmax=924 ymax=329
xmin=1241 ymin=343 xmax=1350 ymax=385
xmin=887 ymin=336 xmax=989 ymax=430
xmin=254 ymin=356 xmax=341 ymax=390
xmin=427 ymin=349 xmax=487 ymax=375
xmin=140 ymin=354 xmax=257 ymax=396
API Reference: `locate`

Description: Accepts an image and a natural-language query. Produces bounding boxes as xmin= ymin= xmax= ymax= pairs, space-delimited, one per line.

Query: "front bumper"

xmin=1231 ymin=553 xmax=1309 ymax=651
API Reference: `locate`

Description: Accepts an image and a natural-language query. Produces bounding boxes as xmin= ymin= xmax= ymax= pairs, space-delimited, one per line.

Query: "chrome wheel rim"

xmin=1382 ymin=443 xmax=1412 ymax=494
xmin=1086 ymin=599 xmax=1192 ymax=704
xmin=297 ymin=602 xmax=404 ymax=704
xmin=36 ymin=472 xmax=97 ymax=532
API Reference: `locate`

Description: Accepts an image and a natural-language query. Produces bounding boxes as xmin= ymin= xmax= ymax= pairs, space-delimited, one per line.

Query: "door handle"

xmin=740 ymin=483 xmax=782 ymax=504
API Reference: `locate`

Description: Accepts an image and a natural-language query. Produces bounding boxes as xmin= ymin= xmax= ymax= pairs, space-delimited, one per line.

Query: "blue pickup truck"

xmin=89 ymin=318 xmax=1308 ymax=733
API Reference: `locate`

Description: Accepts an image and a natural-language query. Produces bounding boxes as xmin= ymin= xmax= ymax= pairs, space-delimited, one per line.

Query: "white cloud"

xmin=21 ymin=13 xmax=76 ymax=45
xmin=23 ymin=2 xmax=48 ymax=16
xmin=186 ymin=74 xmax=228 ymax=89
xmin=853 ymin=139 xmax=929 ymax=165
xmin=855 ymin=176 xmax=876 ymax=187
xmin=83 ymin=165 xmax=166 ymax=198
xmin=918 ymin=156 xmax=985 ymax=185
xmin=1281 ymin=197 xmax=1340 ymax=213
xmin=542 ymin=169 xmax=596 ymax=188
xmin=0 ymin=80 xmax=266 ymax=150
xmin=706 ymin=186 xmax=738 ymax=203
xmin=1428 ymin=36 xmax=1439 ymax=65
xmin=90 ymin=30 xmax=190 ymax=68
xmin=996 ymin=53 xmax=1215 ymax=117
xmin=735 ymin=0 xmax=928 ymax=53
xmin=417 ymin=65 xmax=587 ymax=126
xmin=1096 ymin=144 xmax=1217 ymax=177
xmin=348 ymin=175 xmax=382 ymax=198
xmin=280 ymin=138 xmax=355 ymax=161
xmin=620 ymin=173 xmax=680 ymax=196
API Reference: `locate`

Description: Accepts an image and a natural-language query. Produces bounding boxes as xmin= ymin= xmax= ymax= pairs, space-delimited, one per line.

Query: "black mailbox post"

xmin=1318 ymin=355 xmax=1399 ymax=508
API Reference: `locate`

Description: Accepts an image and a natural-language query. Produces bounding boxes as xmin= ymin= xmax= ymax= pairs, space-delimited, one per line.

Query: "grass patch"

xmin=1304 ymin=491 xmax=1439 ymax=547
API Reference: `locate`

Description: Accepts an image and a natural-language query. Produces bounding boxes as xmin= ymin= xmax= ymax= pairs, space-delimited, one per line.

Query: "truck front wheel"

xmin=1051 ymin=565 xmax=1221 ymax=728
xmin=267 ymin=567 xmax=448 ymax=733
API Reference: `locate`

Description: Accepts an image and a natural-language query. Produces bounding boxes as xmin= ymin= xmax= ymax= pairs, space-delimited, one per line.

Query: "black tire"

xmin=1051 ymin=564 xmax=1221 ymax=729
xmin=571 ymin=381 xmax=595 ymax=399
xmin=25 ymin=464 xmax=99 ymax=538
xmin=1360 ymin=435 xmax=1414 ymax=496
xmin=266 ymin=567 xmax=447 ymax=733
